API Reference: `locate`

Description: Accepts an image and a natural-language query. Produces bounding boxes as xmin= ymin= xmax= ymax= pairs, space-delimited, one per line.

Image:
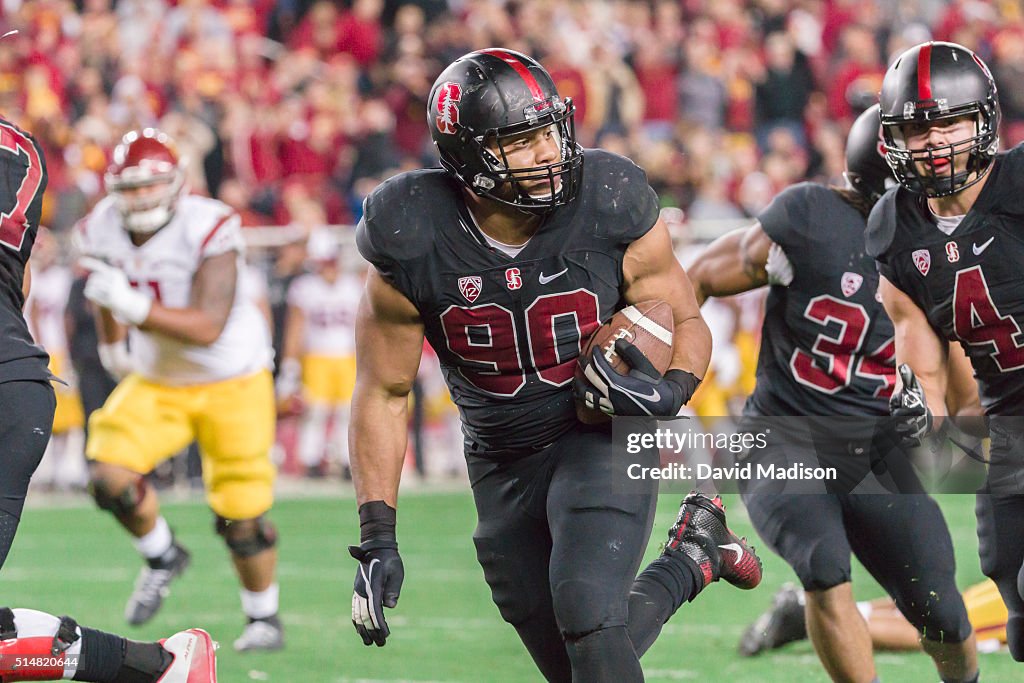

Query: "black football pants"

xmin=468 ymin=425 xmax=668 ymax=682
xmin=0 ymin=380 xmax=55 ymax=569
xmin=977 ymin=416 xmax=1024 ymax=661
xmin=741 ymin=430 xmax=971 ymax=645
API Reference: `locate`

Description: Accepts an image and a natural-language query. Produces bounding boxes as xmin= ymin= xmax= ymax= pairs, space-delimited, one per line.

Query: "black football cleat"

xmin=664 ymin=492 xmax=763 ymax=590
xmin=738 ymin=583 xmax=807 ymax=656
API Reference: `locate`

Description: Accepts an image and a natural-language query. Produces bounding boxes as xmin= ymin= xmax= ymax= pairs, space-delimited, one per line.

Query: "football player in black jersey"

xmin=349 ymin=48 xmax=762 ymax=681
xmin=867 ymin=40 xmax=1024 ymax=664
xmin=0 ymin=113 xmax=216 ymax=681
xmin=689 ymin=105 xmax=978 ymax=683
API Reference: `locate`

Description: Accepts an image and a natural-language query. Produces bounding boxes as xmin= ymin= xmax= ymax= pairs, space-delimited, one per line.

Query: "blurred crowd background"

xmin=12 ymin=0 xmax=1024 ymax=489
xmin=7 ymin=0 xmax=1024 ymax=235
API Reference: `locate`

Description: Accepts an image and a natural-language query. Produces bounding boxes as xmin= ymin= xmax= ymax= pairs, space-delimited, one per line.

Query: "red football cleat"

xmin=157 ymin=628 xmax=218 ymax=683
xmin=664 ymin=492 xmax=763 ymax=590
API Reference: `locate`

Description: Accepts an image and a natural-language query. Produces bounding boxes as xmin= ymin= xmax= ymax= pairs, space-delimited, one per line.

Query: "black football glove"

xmin=889 ymin=363 xmax=933 ymax=448
xmin=350 ymin=501 xmax=404 ymax=646
xmin=576 ymin=339 xmax=701 ymax=417
xmin=350 ymin=541 xmax=404 ymax=646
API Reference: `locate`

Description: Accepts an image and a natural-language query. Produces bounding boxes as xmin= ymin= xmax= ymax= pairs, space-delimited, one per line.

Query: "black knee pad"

xmin=552 ymin=578 xmax=621 ymax=639
xmin=563 ymin=625 xmax=642 ymax=681
xmin=906 ymin=595 xmax=973 ymax=644
xmin=215 ymin=515 xmax=277 ymax=558
xmin=89 ymin=478 xmax=144 ymax=517
xmin=794 ymin=542 xmax=851 ymax=592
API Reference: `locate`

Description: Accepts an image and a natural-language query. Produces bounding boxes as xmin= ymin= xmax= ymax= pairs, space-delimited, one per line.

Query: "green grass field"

xmin=4 ymin=490 xmax=1019 ymax=682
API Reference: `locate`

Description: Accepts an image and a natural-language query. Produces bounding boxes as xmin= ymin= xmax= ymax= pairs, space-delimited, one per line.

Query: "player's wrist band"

xmin=358 ymin=500 xmax=397 ymax=543
xmin=665 ymin=369 xmax=702 ymax=405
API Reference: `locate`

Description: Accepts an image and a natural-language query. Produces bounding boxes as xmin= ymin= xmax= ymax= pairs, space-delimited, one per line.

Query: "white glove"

xmin=276 ymin=357 xmax=302 ymax=401
xmin=98 ymin=341 xmax=134 ymax=380
xmin=81 ymin=257 xmax=152 ymax=326
xmin=765 ymin=243 xmax=794 ymax=286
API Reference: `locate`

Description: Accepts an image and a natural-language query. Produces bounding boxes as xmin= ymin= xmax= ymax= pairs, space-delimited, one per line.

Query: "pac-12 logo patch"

xmin=912 ymin=249 xmax=931 ymax=276
xmin=841 ymin=272 xmax=863 ymax=297
xmin=435 ymin=82 xmax=462 ymax=135
xmin=458 ymin=276 xmax=482 ymax=303
xmin=505 ymin=268 xmax=522 ymax=290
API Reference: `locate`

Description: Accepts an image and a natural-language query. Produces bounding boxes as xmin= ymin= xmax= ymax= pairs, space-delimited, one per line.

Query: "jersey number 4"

xmin=953 ymin=266 xmax=1024 ymax=371
xmin=440 ymin=290 xmax=600 ymax=396
xmin=0 ymin=122 xmax=44 ymax=252
xmin=790 ymin=295 xmax=895 ymax=398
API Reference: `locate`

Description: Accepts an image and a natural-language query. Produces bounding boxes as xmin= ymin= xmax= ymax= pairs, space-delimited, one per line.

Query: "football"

xmin=574 ymin=300 xmax=675 ymax=423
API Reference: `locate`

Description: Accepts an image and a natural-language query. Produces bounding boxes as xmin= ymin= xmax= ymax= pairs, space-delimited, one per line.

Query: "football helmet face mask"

xmin=427 ymin=48 xmax=583 ymax=214
xmin=844 ymin=104 xmax=894 ymax=202
xmin=105 ymin=129 xmax=186 ymax=234
xmin=879 ymin=41 xmax=1000 ymax=198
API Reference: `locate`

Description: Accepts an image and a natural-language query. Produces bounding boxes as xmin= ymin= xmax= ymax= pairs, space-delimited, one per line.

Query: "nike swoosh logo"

xmin=620 ymin=385 xmax=661 ymax=402
xmin=538 ymin=268 xmax=568 ymax=284
xmin=973 ymin=237 xmax=995 ymax=255
xmin=719 ymin=543 xmax=744 ymax=566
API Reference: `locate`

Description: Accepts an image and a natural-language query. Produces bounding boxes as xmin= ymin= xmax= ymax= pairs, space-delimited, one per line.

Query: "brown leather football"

xmin=574 ymin=300 xmax=674 ymax=423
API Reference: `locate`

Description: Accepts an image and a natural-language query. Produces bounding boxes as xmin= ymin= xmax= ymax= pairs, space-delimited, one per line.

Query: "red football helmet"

xmin=104 ymin=129 xmax=186 ymax=234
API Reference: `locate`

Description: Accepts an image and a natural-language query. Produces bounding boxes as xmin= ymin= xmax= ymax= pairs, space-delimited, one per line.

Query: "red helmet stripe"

xmin=917 ymin=43 xmax=933 ymax=101
xmin=478 ymin=48 xmax=545 ymax=101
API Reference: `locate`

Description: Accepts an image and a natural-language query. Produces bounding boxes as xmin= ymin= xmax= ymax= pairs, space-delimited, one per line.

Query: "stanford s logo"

xmin=458 ymin=276 xmax=482 ymax=303
xmin=946 ymin=241 xmax=960 ymax=263
xmin=912 ymin=249 xmax=931 ymax=277
xmin=435 ymin=82 xmax=462 ymax=135
xmin=505 ymin=267 xmax=522 ymax=290
xmin=841 ymin=272 xmax=863 ymax=297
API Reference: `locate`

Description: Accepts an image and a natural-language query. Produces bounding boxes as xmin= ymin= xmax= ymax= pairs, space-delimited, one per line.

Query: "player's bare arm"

xmin=944 ymin=340 xmax=989 ymax=439
xmin=141 ymin=251 xmax=237 ymax=345
xmin=687 ymin=223 xmax=774 ymax=305
xmin=349 ymin=267 xmax=424 ymax=508
xmin=879 ymin=275 xmax=949 ymax=417
xmin=946 ymin=341 xmax=981 ymax=418
xmin=622 ymin=216 xmax=711 ymax=379
xmin=280 ymin=303 xmax=306 ymax=368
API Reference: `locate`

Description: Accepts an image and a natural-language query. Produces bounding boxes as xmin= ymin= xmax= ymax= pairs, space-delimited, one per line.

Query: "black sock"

xmin=73 ymin=627 xmax=125 ymax=682
xmin=73 ymin=630 xmax=172 ymax=683
xmin=114 ymin=640 xmax=173 ymax=683
xmin=626 ymin=554 xmax=703 ymax=657
xmin=640 ymin=553 xmax=703 ymax=608
xmin=150 ymin=543 xmax=179 ymax=568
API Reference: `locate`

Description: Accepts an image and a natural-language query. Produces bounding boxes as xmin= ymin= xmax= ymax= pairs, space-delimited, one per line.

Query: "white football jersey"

xmin=77 ymin=195 xmax=273 ymax=385
xmin=287 ymin=272 xmax=361 ymax=356
xmin=26 ymin=264 xmax=73 ymax=355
